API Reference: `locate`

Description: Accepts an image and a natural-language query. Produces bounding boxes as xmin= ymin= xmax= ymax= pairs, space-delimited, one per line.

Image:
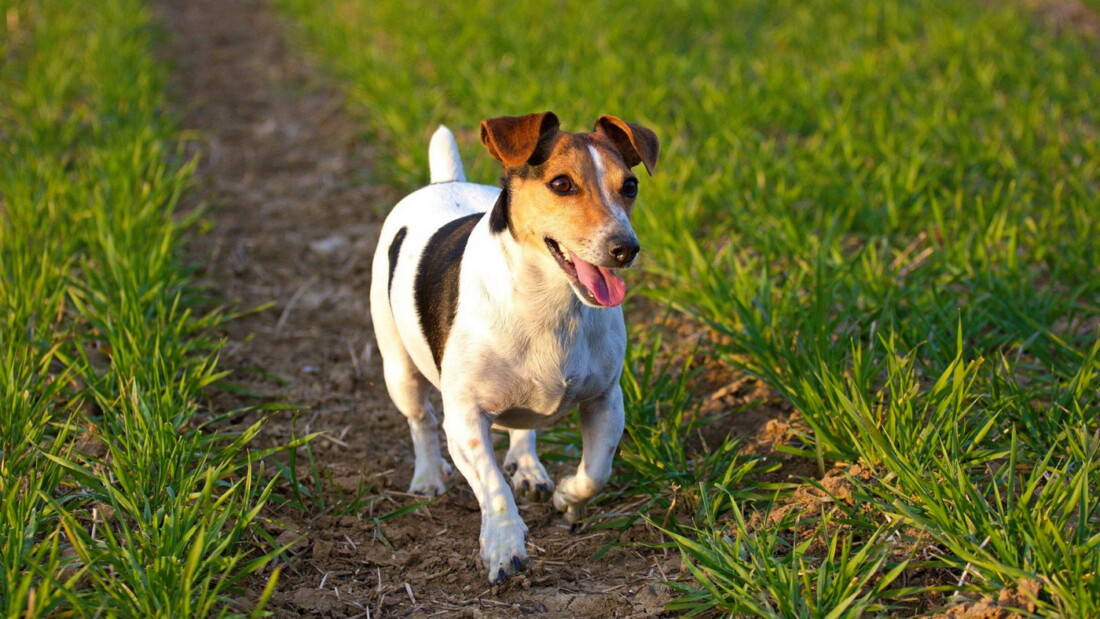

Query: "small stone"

xmin=309 ymin=234 xmax=349 ymax=255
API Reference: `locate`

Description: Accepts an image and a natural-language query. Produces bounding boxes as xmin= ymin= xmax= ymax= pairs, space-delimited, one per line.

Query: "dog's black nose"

xmin=609 ymin=238 xmax=640 ymax=265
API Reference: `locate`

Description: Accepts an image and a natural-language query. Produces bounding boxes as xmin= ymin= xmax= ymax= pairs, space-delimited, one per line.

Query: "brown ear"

xmin=480 ymin=111 xmax=560 ymax=167
xmin=594 ymin=115 xmax=659 ymax=175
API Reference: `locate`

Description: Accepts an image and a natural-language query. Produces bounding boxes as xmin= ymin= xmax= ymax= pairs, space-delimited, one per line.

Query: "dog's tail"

xmin=428 ymin=125 xmax=466 ymax=184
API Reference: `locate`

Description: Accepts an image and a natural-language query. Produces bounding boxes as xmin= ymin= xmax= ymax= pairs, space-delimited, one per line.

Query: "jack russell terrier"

xmin=369 ymin=112 xmax=658 ymax=583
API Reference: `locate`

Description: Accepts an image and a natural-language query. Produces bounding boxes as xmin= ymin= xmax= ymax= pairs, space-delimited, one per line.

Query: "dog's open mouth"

xmin=545 ymin=238 xmax=626 ymax=307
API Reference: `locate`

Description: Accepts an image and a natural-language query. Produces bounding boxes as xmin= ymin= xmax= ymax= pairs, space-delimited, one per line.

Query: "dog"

xmin=369 ymin=111 xmax=658 ymax=583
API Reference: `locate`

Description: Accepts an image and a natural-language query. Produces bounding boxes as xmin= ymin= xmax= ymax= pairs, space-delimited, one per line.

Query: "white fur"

xmin=429 ymin=125 xmax=466 ymax=183
xmin=588 ymin=144 xmax=615 ymax=208
xmin=369 ymin=126 xmax=628 ymax=583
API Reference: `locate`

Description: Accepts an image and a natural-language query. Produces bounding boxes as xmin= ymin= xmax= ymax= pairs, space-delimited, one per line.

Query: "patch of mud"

xmin=158 ymin=0 xmax=676 ymax=615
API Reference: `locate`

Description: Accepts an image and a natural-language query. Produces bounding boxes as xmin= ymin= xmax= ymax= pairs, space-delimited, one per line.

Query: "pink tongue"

xmin=569 ymin=251 xmax=626 ymax=307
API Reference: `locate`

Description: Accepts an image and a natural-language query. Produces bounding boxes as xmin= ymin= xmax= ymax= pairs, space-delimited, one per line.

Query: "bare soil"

xmin=158 ymin=0 xmax=687 ymax=615
xmin=933 ymin=579 xmax=1043 ymax=619
xmin=1023 ymin=0 xmax=1100 ymax=40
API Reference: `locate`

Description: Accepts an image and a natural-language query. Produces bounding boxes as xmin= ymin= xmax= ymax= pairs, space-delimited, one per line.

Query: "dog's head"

xmin=480 ymin=111 xmax=658 ymax=308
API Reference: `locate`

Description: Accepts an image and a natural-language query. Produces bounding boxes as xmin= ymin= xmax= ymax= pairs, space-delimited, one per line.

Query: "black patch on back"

xmin=488 ymin=187 xmax=511 ymax=235
xmin=414 ymin=213 xmax=480 ymax=369
xmin=387 ymin=227 xmax=407 ymax=296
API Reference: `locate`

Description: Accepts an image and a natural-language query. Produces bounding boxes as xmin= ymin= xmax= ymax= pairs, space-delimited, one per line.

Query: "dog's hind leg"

xmin=553 ymin=384 xmax=625 ymax=525
xmin=503 ymin=430 xmax=554 ymax=503
xmin=381 ymin=353 xmax=451 ymax=496
xmin=371 ymin=279 xmax=450 ymax=496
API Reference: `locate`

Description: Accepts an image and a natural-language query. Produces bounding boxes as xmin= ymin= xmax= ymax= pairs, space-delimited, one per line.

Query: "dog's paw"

xmin=480 ymin=517 xmax=528 ymax=584
xmin=552 ymin=475 xmax=588 ymax=526
xmin=505 ymin=459 xmax=554 ymax=503
xmin=408 ymin=460 xmax=452 ymax=497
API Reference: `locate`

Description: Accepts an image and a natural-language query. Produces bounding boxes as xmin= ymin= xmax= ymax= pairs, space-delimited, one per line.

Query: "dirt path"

xmin=160 ymin=0 xmax=675 ymax=615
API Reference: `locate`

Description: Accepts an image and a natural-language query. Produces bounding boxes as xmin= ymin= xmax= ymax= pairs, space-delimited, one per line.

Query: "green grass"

xmin=0 ymin=0 xmax=284 ymax=614
xmin=276 ymin=0 xmax=1099 ymax=614
xmin=664 ymin=490 xmax=915 ymax=617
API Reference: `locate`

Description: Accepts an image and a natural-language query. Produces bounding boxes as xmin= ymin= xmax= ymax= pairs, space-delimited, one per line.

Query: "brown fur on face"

xmin=506 ymin=134 xmax=635 ymax=261
xmin=479 ymin=112 xmax=659 ymax=265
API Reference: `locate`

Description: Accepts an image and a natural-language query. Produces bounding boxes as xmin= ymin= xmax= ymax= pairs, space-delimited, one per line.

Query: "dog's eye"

xmin=548 ymin=175 xmax=575 ymax=195
xmin=621 ymin=178 xmax=638 ymax=199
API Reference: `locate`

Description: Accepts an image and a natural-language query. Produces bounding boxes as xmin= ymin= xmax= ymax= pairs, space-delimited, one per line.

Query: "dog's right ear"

xmin=480 ymin=112 xmax=560 ymax=168
xmin=594 ymin=115 xmax=659 ymax=176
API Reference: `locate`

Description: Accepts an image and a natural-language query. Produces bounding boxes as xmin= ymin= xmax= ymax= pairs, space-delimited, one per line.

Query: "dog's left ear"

xmin=480 ymin=111 xmax=560 ymax=168
xmin=594 ymin=115 xmax=659 ymax=175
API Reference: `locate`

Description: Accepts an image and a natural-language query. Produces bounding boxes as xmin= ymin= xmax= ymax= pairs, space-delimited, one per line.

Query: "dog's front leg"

xmin=553 ymin=383 xmax=626 ymax=525
xmin=441 ymin=397 xmax=527 ymax=583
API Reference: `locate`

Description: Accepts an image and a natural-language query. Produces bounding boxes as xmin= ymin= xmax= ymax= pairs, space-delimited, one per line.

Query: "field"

xmin=2 ymin=0 xmax=1098 ymax=615
xmin=276 ymin=0 xmax=1099 ymax=614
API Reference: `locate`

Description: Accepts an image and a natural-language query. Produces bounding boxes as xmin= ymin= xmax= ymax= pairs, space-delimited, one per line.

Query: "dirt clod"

xmin=936 ymin=578 xmax=1042 ymax=618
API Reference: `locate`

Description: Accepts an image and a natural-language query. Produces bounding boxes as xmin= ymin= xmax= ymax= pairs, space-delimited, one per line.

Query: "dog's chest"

xmin=523 ymin=355 xmax=599 ymax=414
xmin=480 ymin=314 xmax=623 ymax=428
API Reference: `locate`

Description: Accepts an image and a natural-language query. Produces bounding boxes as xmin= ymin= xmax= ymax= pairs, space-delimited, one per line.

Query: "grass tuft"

xmin=664 ymin=489 xmax=913 ymax=617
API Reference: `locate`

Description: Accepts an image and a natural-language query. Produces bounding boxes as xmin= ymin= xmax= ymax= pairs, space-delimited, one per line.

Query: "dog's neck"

xmin=470 ymin=197 xmax=583 ymax=338
xmin=494 ymin=224 xmax=581 ymax=330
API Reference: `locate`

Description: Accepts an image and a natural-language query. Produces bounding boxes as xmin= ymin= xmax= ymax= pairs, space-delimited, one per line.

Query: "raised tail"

xmin=428 ymin=125 xmax=466 ymax=183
